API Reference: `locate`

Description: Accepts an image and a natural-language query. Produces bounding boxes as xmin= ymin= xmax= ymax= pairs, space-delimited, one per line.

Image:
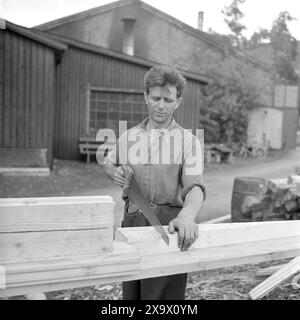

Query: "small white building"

xmin=248 ymin=85 xmax=299 ymax=150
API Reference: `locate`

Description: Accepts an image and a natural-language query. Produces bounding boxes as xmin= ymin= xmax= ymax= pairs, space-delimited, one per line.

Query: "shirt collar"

xmin=136 ymin=117 xmax=178 ymax=134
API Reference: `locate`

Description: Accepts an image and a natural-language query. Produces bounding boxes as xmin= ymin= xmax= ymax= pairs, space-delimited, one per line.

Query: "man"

xmin=102 ymin=65 xmax=206 ymax=300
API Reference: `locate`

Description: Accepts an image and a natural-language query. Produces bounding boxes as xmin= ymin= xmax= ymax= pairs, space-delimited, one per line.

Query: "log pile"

xmin=241 ymin=175 xmax=300 ymax=221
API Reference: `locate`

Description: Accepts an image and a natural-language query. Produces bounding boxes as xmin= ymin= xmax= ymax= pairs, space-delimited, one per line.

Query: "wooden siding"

xmin=54 ymin=45 xmax=204 ymax=159
xmin=0 ymin=29 xmax=56 ymax=165
xmin=281 ymin=108 xmax=299 ymax=149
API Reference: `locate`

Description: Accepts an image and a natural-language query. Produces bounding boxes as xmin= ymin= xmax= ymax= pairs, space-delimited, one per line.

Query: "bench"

xmin=79 ymin=137 xmax=114 ymax=164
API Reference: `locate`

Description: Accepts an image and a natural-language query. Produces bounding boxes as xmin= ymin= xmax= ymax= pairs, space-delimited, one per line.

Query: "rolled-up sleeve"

xmin=180 ymin=131 xmax=206 ymax=202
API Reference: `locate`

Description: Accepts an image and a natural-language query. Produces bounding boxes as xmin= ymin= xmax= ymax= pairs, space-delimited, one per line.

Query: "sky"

xmin=1 ymin=0 xmax=300 ymax=39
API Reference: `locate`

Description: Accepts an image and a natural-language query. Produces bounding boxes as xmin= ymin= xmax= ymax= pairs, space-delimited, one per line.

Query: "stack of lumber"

xmin=0 ymin=196 xmax=141 ymax=297
xmin=0 ymin=196 xmax=116 ymax=261
xmin=241 ymin=176 xmax=300 ymax=221
xmin=1 ymin=219 xmax=300 ymax=298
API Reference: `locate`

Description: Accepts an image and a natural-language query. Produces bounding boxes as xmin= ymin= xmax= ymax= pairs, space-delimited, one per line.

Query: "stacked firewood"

xmin=241 ymin=174 xmax=300 ymax=221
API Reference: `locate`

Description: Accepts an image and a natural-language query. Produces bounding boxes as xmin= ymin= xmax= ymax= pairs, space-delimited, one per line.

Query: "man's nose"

xmin=157 ymin=99 xmax=165 ymax=109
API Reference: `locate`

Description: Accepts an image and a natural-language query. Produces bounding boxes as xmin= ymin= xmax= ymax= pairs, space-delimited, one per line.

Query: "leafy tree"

xmin=222 ymin=0 xmax=247 ymax=49
xmin=196 ymin=52 xmax=262 ymax=145
xmin=248 ymin=11 xmax=298 ymax=83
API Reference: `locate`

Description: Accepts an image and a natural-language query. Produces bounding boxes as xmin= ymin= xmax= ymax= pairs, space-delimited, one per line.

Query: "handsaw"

xmin=122 ymin=165 xmax=169 ymax=246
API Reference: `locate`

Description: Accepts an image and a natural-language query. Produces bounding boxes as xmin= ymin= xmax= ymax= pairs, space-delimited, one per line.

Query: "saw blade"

xmin=126 ymin=176 xmax=169 ymax=246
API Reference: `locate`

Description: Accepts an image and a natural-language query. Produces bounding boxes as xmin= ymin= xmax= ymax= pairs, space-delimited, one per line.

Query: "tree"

xmin=196 ymin=52 xmax=262 ymax=145
xmin=248 ymin=11 xmax=298 ymax=83
xmin=222 ymin=0 xmax=247 ymax=49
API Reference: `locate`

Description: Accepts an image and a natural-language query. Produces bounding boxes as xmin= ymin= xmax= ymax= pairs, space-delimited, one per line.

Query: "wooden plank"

xmin=47 ymin=50 xmax=55 ymax=166
xmin=0 ymin=167 xmax=50 ymax=176
xmin=86 ymin=83 xmax=90 ymax=135
xmin=1 ymin=235 xmax=300 ymax=298
xmin=0 ymin=228 xmax=113 ymax=263
xmin=256 ymin=264 xmax=287 ymax=277
xmin=3 ymin=31 xmax=11 ymax=147
xmin=6 ymin=255 xmax=139 ymax=285
xmin=249 ymin=256 xmax=300 ymax=300
xmin=116 ymin=221 xmax=300 ymax=255
xmin=24 ymin=38 xmax=31 ymax=148
xmin=16 ymin=36 xmax=25 ymax=148
xmin=30 ymin=41 xmax=37 ymax=148
xmin=36 ymin=45 xmax=43 ymax=148
xmin=11 ymin=33 xmax=19 ymax=148
xmin=0 ymin=29 xmax=4 ymax=147
xmin=0 ymin=195 xmax=114 ymax=206
xmin=203 ymin=214 xmax=231 ymax=224
xmin=0 ymin=241 xmax=139 ymax=297
xmin=0 ymin=202 xmax=114 ymax=232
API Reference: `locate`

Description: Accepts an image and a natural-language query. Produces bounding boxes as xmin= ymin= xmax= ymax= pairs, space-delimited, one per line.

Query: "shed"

xmin=0 ymin=21 xmax=67 ymax=169
xmin=248 ymin=85 xmax=299 ymax=150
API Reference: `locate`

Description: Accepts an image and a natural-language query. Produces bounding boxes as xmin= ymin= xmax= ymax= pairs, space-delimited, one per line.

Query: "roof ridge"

xmin=4 ymin=20 xmax=67 ymax=51
xmin=34 ymin=0 xmax=132 ymax=30
xmin=33 ymin=0 xmax=271 ymax=72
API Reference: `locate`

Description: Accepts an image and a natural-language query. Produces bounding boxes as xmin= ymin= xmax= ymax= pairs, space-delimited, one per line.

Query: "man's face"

xmin=144 ymin=85 xmax=182 ymax=126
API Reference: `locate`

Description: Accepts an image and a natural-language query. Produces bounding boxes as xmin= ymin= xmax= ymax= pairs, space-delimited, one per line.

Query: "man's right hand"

xmin=114 ymin=165 xmax=134 ymax=189
xmin=114 ymin=166 xmax=127 ymax=187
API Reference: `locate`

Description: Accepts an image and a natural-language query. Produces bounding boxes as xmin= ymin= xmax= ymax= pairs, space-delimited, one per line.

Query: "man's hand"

xmin=168 ymin=216 xmax=198 ymax=251
xmin=114 ymin=165 xmax=134 ymax=189
xmin=114 ymin=166 xmax=127 ymax=187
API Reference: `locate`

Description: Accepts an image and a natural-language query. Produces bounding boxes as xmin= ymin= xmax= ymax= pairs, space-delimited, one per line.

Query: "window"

xmin=88 ymin=90 xmax=146 ymax=136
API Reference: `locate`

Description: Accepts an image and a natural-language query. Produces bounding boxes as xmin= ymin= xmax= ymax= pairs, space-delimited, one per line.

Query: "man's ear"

xmin=174 ymin=97 xmax=183 ymax=110
xmin=144 ymin=92 xmax=148 ymax=105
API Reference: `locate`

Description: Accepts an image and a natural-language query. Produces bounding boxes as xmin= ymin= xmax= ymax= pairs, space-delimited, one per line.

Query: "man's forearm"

xmin=178 ymin=186 xmax=204 ymax=221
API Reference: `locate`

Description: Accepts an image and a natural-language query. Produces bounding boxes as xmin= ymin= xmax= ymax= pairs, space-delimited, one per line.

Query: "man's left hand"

xmin=168 ymin=217 xmax=198 ymax=251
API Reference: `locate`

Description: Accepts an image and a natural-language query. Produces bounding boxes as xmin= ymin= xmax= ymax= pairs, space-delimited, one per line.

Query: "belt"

xmin=128 ymin=200 xmax=181 ymax=213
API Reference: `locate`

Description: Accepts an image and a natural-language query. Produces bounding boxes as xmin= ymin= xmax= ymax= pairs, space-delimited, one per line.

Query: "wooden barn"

xmin=52 ymin=35 xmax=209 ymax=160
xmin=0 ymin=20 xmax=209 ymax=166
xmin=0 ymin=21 xmax=66 ymax=170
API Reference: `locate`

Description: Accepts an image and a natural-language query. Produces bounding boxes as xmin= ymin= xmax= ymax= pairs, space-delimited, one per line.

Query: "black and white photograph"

xmin=0 ymin=0 xmax=300 ymax=304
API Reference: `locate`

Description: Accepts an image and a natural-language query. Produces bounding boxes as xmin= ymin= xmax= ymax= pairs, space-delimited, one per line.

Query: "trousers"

xmin=121 ymin=203 xmax=187 ymax=300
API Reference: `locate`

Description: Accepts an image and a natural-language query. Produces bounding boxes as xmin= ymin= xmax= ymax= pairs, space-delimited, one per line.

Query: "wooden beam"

xmin=116 ymin=221 xmax=300 ymax=255
xmin=0 ymin=241 xmax=140 ymax=298
xmin=2 ymin=234 xmax=299 ymax=298
xmin=256 ymin=264 xmax=287 ymax=277
xmin=249 ymin=256 xmax=300 ymax=300
xmin=202 ymin=214 xmax=231 ymax=224
xmin=0 ymin=196 xmax=115 ymax=263
xmin=0 ymin=200 xmax=114 ymax=232
xmin=1 ymin=221 xmax=300 ymax=298
xmin=0 ymin=228 xmax=113 ymax=264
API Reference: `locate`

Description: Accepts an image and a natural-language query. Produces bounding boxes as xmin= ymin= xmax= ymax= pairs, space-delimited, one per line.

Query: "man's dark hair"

xmin=144 ymin=65 xmax=187 ymax=98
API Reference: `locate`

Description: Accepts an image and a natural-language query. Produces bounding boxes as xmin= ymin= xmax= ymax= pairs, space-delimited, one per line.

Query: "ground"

xmin=1 ymin=149 xmax=300 ymax=300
